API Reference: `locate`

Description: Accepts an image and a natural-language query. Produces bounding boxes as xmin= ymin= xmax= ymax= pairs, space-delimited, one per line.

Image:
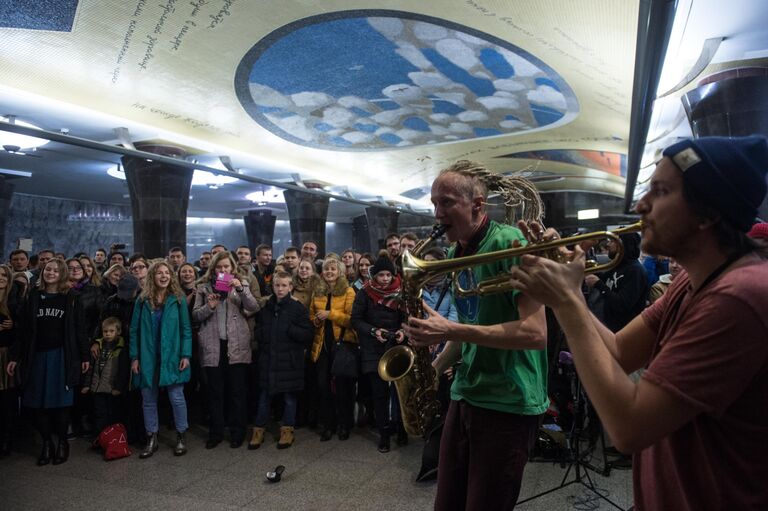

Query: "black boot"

xmin=174 ymin=432 xmax=187 ymax=456
xmin=377 ymin=432 xmax=390 ymax=453
xmin=37 ymin=440 xmax=54 ymax=466
xmin=139 ymin=432 xmax=158 ymax=459
xmin=52 ymin=439 xmax=69 ymax=465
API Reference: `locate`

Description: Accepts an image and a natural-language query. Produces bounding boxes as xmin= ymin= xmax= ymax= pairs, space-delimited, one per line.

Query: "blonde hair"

xmin=439 ymin=160 xmax=544 ymax=224
xmin=103 ymin=263 xmax=126 ymax=282
xmin=315 ymin=258 xmax=349 ymax=296
xmin=37 ymin=258 xmax=71 ymax=293
xmin=101 ymin=316 xmax=122 ymax=334
xmin=140 ymin=261 xmax=183 ymax=307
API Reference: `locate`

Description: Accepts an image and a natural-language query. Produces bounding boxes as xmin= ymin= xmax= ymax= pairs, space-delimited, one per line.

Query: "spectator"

xmin=93 ymin=248 xmax=108 ymax=275
xmin=254 ymin=244 xmax=275 ymax=297
xmin=8 ymin=258 xmax=89 ymax=466
xmin=167 ymin=247 xmax=186 ymax=272
xmin=193 ymin=251 xmax=259 ymax=449
xmin=250 ymin=271 xmax=314 ymax=449
xmin=351 ymin=255 xmax=407 ymax=453
xmin=130 ymin=261 xmax=192 ymax=458
xmin=309 ymin=258 xmax=356 ymax=442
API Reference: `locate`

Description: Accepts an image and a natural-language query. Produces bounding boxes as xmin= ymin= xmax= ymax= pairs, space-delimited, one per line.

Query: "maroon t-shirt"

xmin=637 ymin=258 xmax=768 ymax=510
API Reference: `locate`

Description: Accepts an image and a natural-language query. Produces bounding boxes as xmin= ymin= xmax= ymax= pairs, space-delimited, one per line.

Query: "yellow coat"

xmin=309 ymin=284 xmax=357 ymax=363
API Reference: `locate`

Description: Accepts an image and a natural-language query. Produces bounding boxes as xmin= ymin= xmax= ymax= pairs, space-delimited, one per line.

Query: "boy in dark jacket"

xmin=89 ymin=317 xmax=129 ymax=433
xmin=250 ymin=272 xmax=314 ymax=449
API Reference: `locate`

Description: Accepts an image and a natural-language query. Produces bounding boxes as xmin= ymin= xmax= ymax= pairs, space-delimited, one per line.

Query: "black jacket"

xmin=351 ymin=288 xmax=405 ymax=374
xmin=73 ymin=282 xmax=104 ymax=343
xmin=12 ymin=288 xmax=89 ymax=388
xmin=256 ymin=295 xmax=314 ymax=394
xmin=591 ymin=234 xmax=649 ymax=332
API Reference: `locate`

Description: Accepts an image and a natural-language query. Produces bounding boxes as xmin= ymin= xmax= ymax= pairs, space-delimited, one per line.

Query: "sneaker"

xmin=248 ymin=427 xmax=265 ymax=450
xmin=277 ymin=426 xmax=294 ymax=449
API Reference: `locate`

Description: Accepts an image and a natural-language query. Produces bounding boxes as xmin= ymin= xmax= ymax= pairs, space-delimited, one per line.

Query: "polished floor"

xmin=1 ymin=424 xmax=633 ymax=510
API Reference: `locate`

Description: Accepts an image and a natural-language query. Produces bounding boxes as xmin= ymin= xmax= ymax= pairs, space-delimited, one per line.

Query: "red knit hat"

xmin=747 ymin=222 xmax=768 ymax=240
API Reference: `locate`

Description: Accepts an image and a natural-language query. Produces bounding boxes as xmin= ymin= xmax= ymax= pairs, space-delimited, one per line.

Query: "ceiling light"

xmin=577 ymin=209 xmax=600 ymax=220
xmin=246 ymin=189 xmax=285 ymax=204
xmin=106 ymin=165 xmax=237 ymax=187
xmin=0 ymin=116 xmax=50 ymax=150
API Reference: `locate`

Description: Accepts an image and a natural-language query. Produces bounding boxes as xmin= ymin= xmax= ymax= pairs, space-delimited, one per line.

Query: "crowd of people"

xmin=0 ymin=235 xmax=459 ymax=466
xmin=1 ymin=135 xmax=768 ymax=510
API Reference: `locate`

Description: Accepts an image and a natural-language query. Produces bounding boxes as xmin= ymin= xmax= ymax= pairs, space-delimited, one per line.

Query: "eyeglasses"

xmin=131 ymin=264 xmax=147 ymax=271
xmin=67 ymin=266 xmax=83 ymax=272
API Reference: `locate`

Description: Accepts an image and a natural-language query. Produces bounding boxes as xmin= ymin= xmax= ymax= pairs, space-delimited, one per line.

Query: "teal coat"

xmin=129 ymin=294 xmax=192 ymax=389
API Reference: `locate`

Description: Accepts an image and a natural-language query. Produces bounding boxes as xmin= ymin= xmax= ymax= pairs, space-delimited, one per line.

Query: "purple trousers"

xmin=435 ymin=400 xmax=540 ymax=511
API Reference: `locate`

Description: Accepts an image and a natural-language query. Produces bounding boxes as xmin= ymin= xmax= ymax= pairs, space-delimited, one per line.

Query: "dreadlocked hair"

xmin=440 ymin=160 xmax=544 ymax=224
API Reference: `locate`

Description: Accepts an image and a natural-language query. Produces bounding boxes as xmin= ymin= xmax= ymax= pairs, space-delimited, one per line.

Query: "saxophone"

xmin=378 ymin=223 xmax=447 ymax=437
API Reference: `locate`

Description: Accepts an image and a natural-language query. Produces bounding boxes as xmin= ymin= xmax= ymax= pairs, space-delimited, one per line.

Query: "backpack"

xmin=94 ymin=423 xmax=132 ymax=461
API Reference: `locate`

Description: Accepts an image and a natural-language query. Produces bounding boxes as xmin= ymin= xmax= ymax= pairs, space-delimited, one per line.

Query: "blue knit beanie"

xmin=663 ymin=135 xmax=768 ymax=232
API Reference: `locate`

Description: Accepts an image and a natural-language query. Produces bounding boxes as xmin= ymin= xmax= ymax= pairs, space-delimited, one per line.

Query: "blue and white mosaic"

xmin=0 ymin=0 xmax=78 ymax=31
xmin=235 ymin=11 xmax=578 ymax=150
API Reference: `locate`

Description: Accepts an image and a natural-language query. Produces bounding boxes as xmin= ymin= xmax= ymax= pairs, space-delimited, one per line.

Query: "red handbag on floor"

xmin=94 ymin=423 xmax=132 ymax=461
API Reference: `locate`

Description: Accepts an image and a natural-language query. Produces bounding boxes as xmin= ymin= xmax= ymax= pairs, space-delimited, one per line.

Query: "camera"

xmin=110 ymin=243 xmax=126 ymax=251
xmin=381 ymin=330 xmax=399 ymax=342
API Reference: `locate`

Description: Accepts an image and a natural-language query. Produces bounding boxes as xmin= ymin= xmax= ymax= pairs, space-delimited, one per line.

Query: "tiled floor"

xmin=0 ymin=424 xmax=634 ymax=510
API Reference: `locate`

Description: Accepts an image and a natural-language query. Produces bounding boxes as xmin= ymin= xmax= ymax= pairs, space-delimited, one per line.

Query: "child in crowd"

xmin=89 ymin=317 xmax=129 ymax=433
xmin=250 ymin=272 xmax=314 ymax=449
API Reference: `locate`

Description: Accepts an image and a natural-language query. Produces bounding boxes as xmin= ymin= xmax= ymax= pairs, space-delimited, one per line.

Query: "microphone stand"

xmin=518 ymin=354 xmax=626 ymax=510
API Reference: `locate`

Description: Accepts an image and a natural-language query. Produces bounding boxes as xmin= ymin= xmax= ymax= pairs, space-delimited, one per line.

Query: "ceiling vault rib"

xmin=0 ymin=121 xmax=432 ymax=219
xmin=625 ymin=0 xmax=677 ymax=212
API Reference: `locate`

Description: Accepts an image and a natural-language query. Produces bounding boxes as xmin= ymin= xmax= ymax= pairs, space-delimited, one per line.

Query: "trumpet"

xmin=400 ymin=221 xmax=643 ymax=298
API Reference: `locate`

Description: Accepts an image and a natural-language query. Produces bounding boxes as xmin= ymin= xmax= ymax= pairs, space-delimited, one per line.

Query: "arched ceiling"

xmin=0 ymin=0 xmax=765 ymax=222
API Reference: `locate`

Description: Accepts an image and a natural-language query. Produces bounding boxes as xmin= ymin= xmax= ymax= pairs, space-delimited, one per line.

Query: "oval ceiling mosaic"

xmin=235 ymin=10 xmax=578 ymax=151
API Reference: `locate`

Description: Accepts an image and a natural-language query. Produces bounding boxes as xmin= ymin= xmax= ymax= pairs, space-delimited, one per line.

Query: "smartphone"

xmin=214 ymin=272 xmax=233 ymax=292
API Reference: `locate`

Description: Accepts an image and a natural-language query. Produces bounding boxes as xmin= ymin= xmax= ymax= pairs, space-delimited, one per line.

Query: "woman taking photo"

xmin=351 ymin=255 xmax=406 ymax=453
xmin=7 ymin=258 xmax=89 ymax=466
xmin=193 ymin=252 xmax=259 ymax=449
xmin=309 ymin=258 xmax=357 ymax=441
xmin=130 ymin=261 xmax=192 ymax=458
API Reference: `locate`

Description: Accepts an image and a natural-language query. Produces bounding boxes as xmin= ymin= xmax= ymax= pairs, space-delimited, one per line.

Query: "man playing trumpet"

xmin=403 ymin=160 xmax=549 ymax=510
xmin=510 ymin=136 xmax=768 ymax=510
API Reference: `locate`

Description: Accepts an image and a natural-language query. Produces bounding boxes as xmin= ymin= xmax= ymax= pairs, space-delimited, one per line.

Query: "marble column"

xmin=365 ymin=206 xmax=398 ymax=252
xmin=243 ymin=209 xmax=276 ymax=251
xmin=352 ymin=214 xmax=370 ymax=254
xmin=0 ymin=176 xmax=15 ymax=261
xmin=122 ymin=145 xmax=192 ymax=258
xmin=683 ymin=67 xmax=768 ymax=220
xmin=283 ymin=189 xmax=329 ymax=255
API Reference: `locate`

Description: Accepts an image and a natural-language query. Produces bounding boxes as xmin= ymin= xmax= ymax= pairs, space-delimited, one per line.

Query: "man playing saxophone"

xmin=403 ymin=160 xmax=548 ymax=511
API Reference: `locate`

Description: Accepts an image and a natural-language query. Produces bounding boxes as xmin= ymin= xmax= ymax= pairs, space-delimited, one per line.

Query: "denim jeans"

xmin=141 ymin=384 xmax=188 ymax=433
xmin=255 ymin=388 xmax=297 ymax=427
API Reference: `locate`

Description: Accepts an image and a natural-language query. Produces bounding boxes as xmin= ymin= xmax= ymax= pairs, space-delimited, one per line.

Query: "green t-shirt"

xmin=449 ymin=220 xmax=549 ymax=415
